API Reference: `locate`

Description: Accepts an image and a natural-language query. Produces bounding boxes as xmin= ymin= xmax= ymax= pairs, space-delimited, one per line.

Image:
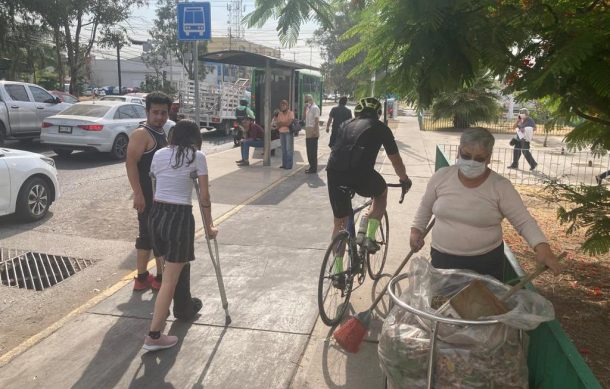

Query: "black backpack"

xmin=327 ymin=118 xmax=372 ymax=172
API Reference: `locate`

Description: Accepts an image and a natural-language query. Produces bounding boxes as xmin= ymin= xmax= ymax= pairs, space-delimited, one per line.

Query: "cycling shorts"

xmin=327 ymin=169 xmax=387 ymax=218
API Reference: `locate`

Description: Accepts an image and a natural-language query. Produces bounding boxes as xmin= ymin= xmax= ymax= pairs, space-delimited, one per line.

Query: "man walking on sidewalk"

xmin=326 ymin=96 xmax=352 ymax=148
xmin=508 ymin=108 xmax=538 ymax=170
xmin=304 ymin=94 xmax=320 ymax=173
xmin=126 ymin=92 xmax=171 ymax=291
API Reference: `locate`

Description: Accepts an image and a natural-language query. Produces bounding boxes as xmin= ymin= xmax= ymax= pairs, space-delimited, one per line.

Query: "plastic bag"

xmin=379 ymin=257 xmax=555 ymax=389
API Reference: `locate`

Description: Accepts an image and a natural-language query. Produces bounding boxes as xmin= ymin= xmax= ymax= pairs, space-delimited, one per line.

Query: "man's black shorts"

xmin=327 ymin=169 xmax=387 ymax=218
xmin=135 ymin=198 xmax=153 ymax=251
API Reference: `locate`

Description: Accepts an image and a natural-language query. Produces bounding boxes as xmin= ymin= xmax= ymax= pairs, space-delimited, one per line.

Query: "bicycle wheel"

xmin=318 ymin=231 xmax=352 ymax=326
xmin=366 ymin=210 xmax=389 ymax=280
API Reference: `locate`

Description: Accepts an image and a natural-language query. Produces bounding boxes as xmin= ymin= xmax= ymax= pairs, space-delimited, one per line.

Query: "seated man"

xmin=236 ymin=117 xmax=264 ymax=166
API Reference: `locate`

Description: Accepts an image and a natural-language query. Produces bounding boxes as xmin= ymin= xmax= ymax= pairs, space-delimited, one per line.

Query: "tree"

xmin=22 ymin=0 xmax=146 ymax=94
xmin=431 ymin=72 xmax=502 ymax=128
xmin=310 ymin=10 xmax=368 ymax=97
xmin=146 ymin=0 xmax=207 ymax=81
xmin=0 ymin=3 xmax=56 ymax=83
xmin=244 ymin=0 xmax=333 ymax=47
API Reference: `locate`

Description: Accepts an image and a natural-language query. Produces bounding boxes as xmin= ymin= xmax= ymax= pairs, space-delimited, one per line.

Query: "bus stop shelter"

xmin=201 ymin=50 xmax=319 ymax=166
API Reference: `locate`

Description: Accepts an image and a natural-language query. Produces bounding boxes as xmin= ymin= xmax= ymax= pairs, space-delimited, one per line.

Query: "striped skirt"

xmin=148 ymin=202 xmax=195 ymax=263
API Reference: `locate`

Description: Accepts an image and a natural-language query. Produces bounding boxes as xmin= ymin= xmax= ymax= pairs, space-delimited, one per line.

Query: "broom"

xmin=333 ymin=218 xmax=435 ymax=353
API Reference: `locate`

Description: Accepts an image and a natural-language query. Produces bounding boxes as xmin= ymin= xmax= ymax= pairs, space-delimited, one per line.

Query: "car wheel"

xmin=16 ymin=176 xmax=52 ymax=222
xmin=110 ymin=133 xmax=129 ymax=159
xmin=53 ymin=148 xmax=73 ymax=158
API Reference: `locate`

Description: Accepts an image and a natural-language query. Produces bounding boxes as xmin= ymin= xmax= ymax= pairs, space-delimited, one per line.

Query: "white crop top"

xmin=150 ymin=147 xmax=208 ymax=205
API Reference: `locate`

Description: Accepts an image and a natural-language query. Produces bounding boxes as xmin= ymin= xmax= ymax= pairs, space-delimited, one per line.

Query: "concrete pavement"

xmin=0 ymin=114 xmax=448 ymax=389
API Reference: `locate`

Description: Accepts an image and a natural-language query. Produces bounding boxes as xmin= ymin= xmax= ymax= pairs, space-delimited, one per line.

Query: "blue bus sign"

xmin=177 ymin=2 xmax=211 ymax=41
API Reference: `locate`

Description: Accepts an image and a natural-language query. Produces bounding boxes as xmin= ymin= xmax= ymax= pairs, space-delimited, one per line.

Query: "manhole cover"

xmin=0 ymin=248 xmax=95 ymax=291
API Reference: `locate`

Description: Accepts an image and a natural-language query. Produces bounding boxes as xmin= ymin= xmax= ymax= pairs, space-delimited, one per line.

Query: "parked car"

xmin=49 ymin=90 xmax=79 ymax=104
xmin=0 ymin=81 xmax=72 ymax=144
xmin=100 ymin=95 xmax=145 ymax=105
xmin=101 ymin=86 xmax=120 ymax=95
xmin=0 ymin=147 xmax=60 ymax=221
xmin=40 ymin=101 xmax=175 ymax=159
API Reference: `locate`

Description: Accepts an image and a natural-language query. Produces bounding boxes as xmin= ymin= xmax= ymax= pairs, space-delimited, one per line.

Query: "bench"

xmin=254 ymin=138 xmax=281 ymax=157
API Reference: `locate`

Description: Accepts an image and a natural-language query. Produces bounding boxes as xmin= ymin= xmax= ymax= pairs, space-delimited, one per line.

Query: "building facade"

xmin=88 ymin=38 xmax=280 ymax=90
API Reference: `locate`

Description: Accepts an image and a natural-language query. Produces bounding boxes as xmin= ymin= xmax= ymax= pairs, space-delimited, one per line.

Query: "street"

xmin=0 ymin=129 xmax=236 ymax=356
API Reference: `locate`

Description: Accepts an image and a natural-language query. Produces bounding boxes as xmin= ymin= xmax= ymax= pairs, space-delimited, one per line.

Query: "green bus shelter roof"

xmin=201 ymin=50 xmax=320 ymax=71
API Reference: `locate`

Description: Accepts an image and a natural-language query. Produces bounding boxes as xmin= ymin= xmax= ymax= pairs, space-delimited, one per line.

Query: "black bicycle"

xmin=317 ymin=183 xmax=408 ymax=326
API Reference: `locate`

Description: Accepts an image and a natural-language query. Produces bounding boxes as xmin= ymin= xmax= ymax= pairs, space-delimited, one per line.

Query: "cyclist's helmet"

xmin=354 ymin=97 xmax=382 ymax=118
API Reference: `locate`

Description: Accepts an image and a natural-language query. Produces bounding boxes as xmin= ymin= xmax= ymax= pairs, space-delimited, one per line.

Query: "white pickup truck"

xmin=0 ymin=81 xmax=72 ymax=144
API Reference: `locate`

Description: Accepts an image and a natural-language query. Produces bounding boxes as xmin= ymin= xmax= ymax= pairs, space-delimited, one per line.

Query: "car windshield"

xmin=60 ymin=104 xmax=111 ymax=117
xmin=101 ymin=97 xmax=125 ymax=101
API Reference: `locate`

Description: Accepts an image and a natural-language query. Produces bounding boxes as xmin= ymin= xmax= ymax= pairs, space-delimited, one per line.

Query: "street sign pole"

xmin=194 ymin=41 xmax=200 ymax=128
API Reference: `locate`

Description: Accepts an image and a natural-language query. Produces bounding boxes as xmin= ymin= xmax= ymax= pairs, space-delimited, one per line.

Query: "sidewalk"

xmin=0 ymin=115 xmax=441 ymax=389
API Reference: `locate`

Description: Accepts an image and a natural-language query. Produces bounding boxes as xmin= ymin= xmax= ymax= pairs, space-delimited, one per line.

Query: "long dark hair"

xmin=170 ymin=119 xmax=202 ymax=169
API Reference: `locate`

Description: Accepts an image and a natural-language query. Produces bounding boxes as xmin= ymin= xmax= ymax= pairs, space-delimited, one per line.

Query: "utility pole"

xmin=116 ymin=39 xmax=122 ymax=93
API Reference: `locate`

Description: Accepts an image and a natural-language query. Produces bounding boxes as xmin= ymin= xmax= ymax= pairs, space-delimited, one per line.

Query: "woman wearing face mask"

xmin=409 ymin=128 xmax=561 ymax=280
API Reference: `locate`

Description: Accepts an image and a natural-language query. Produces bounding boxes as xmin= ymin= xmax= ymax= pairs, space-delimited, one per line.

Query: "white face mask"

xmin=456 ymin=157 xmax=487 ymax=178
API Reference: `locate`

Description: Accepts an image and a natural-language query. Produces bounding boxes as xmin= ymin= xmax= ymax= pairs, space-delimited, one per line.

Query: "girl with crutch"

xmin=143 ymin=119 xmax=217 ymax=351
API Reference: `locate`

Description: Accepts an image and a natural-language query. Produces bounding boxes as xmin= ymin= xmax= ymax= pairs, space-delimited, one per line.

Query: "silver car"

xmin=40 ymin=101 xmax=175 ymax=159
xmin=0 ymin=81 xmax=72 ymax=143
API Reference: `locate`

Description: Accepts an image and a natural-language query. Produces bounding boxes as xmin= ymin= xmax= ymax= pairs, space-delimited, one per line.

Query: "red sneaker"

xmin=150 ymin=275 xmax=161 ymax=291
xmin=133 ymin=273 xmax=160 ymax=291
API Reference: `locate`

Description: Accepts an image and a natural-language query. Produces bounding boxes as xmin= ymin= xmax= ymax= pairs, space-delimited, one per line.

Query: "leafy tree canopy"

xmin=21 ymin=0 xmax=146 ymax=94
xmin=310 ymin=9 xmax=369 ymax=97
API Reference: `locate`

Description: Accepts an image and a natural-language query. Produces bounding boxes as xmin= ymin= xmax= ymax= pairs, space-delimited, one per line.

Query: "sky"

xmin=91 ymin=0 xmax=324 ymax=69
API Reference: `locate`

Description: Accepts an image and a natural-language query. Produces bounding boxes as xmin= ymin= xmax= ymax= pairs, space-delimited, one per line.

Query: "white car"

xmin=40 ymin=101 xmax=175 ymax=159
xmin=0 ymin=147 xmax=59 ymax=222
xmin=100 ymin=95 xmax=144 ymax=105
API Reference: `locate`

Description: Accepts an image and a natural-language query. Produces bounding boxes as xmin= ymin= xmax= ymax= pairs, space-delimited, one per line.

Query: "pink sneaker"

xmin=143 ymin=334 xmax=178 ymax=351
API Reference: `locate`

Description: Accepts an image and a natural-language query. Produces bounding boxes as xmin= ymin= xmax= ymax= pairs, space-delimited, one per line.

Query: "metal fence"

xmin=420 ymin=113 xmax=572 ymax=136
xmin=439 ymin=144 xmax=610 ymax=186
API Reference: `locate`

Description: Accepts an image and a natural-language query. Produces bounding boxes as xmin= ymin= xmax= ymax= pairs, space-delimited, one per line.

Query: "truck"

xmin=0 ymin=81 xmax=72 ymax=145
xmin=177 ymin=78 xmax=250 ymax=136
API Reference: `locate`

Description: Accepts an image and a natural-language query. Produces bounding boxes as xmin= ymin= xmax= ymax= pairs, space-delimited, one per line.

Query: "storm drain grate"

xmin=0 ymin=248 xmax=95 ymax=291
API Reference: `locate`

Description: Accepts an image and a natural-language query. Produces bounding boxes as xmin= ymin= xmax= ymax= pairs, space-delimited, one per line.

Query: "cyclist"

xmin=326 ymin=97 xmax=411 ymax=276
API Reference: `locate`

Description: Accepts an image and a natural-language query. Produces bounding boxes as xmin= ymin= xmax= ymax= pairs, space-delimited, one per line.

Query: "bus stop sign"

xmin=177 ymin=2 xmax=211 ymax=41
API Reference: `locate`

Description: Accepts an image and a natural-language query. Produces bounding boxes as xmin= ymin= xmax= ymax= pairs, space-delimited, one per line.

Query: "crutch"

xmin=190 ymin=171 xmax=232 ymax=325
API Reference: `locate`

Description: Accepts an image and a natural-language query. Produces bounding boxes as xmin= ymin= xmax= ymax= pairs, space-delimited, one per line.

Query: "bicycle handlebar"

xmin=388 ymin=177 xmax=412 ymax=204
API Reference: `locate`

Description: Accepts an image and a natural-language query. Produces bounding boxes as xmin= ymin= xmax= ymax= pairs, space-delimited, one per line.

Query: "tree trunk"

xmin=453 ymin=115 xmax=469 ymax=129
xmin=53 ymin=27 xmax=64 ymax=90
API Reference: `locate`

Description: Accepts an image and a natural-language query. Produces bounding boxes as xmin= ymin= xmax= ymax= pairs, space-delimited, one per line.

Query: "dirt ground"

xmin=503 ymin=186 xmax=610 ymax=387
